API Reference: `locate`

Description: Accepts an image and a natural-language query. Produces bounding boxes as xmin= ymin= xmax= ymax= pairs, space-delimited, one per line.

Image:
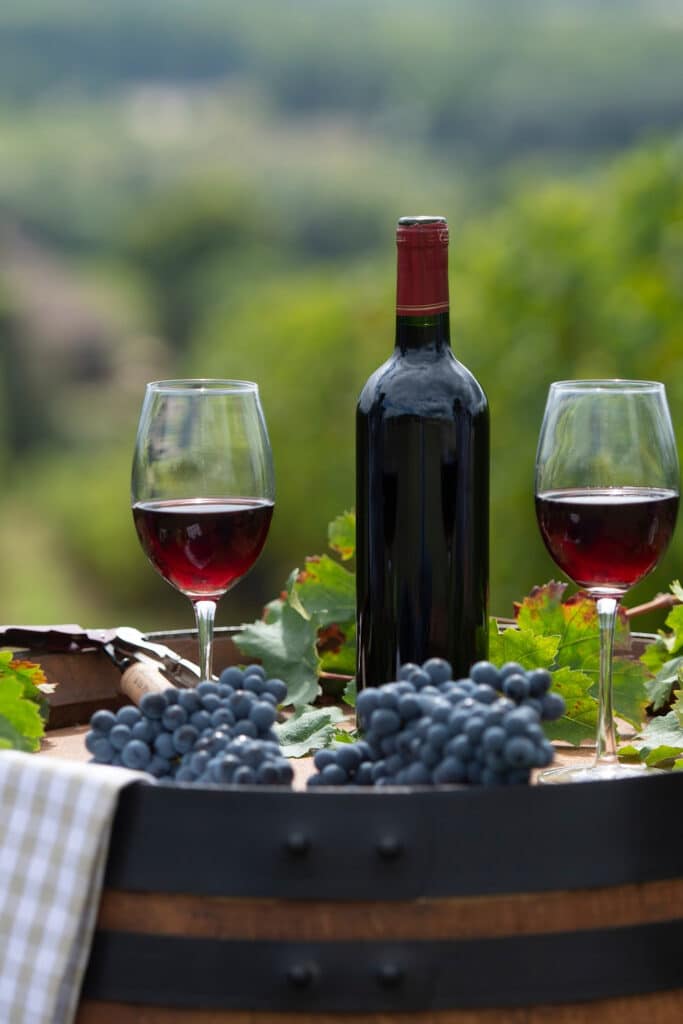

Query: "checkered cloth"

xmin=0 ymin=750 xmax=145 ymax=1024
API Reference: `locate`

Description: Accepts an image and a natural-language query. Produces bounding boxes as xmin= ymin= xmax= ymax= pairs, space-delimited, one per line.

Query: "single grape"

xmin=409 ymin=669 xmax=432 ymax=689
xmin=527 ymin=668 xmax=552 ymax=697
xmin=122 ymin=739 xmax=152 ymax=770
xmin=422 ymin=658 xmax=452 ymax=685
xmin=116 ymin=705 xmax=142 ymax=728
xmin=173 ymin=724 xmax=199 ymax=754
xmin=249 ymin=702 xmax=277 ymax=731
xmin=190 ymin=710 xmax=212 ymax=731
xmin=502 ymin=673 xmax=530 ymax=701
xmin=541 ymin=692 xmax=566 ymax=721
xmin=370 ymin=708 xmax=401 ymax=736
xmin=196 ymin=681 xmax=220 ymax=698
xmin=243 ymin=675 xmax=265 ymax=695
xmin=504 ymin=736 xmax=536 ymax=767
xmin=397 ymin=662 xmax=420 ymax=680
xmin=264 ymin=678 xmax=288 ymax=703
xmin=131 ymin=718 xmax=156 ymax=742
xmin=162 ymin=705 xmax=188 ymax=731
xmin=482 ymin=725 xmax=506 ymax=753
xmin=90 ymin=709 xmax=117 ymax=733
xmin=433 ymin=757 xmax=466 ymax=784
xmin=200 ymin=694 xmax=222 ymax=714
xmin=219 ymin=666 xmax=245 ymax=689
xmin=91 ymin=736 xmax=115 ymax=763
xmin=469 ymin=661 xmax=501 ymax=687
xmin=147 ymin=755 xmax=172 ymax=778
xmin=243 ymin=664 xmax=266 ymax=680
xmin=232 ymin=720 xmax=259 ymax=738
xmin=178 ymin=690 xmax=202 ymax=713
xmin=335 ymin=744 xmax=363 ymax=773
xmin=500 ymin=662 xmax=525 ymax=680
xmin=211 ymin=707 xmax=235 ymax=728
xmin=228 ymin=691 xmax=253 ymax=718
xmin=140 ymin=692 xmax=167 ymax=719
xmin=153 ymin=732 xmax=176 ymax=760
xmin=109 ymin=724 xmax=132 ymax=751
xmin=313 ymin=748 xmax=337 ymax=770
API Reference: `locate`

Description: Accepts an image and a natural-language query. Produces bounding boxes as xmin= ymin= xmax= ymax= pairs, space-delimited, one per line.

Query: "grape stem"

xmin=625 ymin=592 xmax=681 ymax=619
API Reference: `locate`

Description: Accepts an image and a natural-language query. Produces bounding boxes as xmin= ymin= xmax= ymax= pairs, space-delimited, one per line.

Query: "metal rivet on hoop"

xmin=287 ymin=962 xmax=317 ymax=989
xmin=376 ymin=835 xmax=403 ymax=860
xmin=376 ymin=962 xmax=405 ymax=989
xmin=286 ymin=831 xmax=311 ymax=856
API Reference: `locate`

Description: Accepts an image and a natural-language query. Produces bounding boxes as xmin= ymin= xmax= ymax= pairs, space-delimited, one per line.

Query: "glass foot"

xmin=538 ymin=761 xmax=666 ymax=784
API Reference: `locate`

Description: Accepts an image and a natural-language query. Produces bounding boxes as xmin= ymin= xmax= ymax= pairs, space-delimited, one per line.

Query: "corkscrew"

xmin=0 ymin=624 xmax=203 ymax=697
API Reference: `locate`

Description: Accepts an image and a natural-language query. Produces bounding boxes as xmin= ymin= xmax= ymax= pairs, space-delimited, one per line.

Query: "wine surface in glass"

xmin=133 ymin=497 xmax=274 ymax=598
xmin=536 ymin=486 xmax=678 ymax=591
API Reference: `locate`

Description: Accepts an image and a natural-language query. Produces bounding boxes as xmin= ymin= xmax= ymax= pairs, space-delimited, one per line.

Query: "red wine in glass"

xmin=536 ymin=486 xmax=679 ymax=593
xmin=133 ymin=497 xmax=274 ymax=599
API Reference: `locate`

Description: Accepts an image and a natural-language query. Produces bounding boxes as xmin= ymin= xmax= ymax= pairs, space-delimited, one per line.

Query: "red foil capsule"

xmin=396 ymin=216 xmax=449 ymax=316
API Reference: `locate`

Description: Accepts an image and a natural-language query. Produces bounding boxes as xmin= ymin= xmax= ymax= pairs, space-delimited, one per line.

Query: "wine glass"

xmin=131 ymin=379 xmax=274 ymax=683
xmin=535 ymin=380 xmax=679 ymax=783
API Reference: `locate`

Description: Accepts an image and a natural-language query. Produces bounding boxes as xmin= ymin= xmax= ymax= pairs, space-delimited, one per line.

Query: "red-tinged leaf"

xmin=317 ymin=623 xmax=346 ymax=656
xmin=328 ymin=510 xmax=355 ymax=561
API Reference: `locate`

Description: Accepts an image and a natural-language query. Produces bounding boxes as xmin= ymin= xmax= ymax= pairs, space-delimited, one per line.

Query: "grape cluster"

xmin=85 ymin=665 xmax=293 ymax=787
xmin=308 ymin=659 xmax=565 ymax=788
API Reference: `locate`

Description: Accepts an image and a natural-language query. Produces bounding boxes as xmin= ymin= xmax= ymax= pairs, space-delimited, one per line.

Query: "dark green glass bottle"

xmin=356 ymin=216 xmax=489 ymax=687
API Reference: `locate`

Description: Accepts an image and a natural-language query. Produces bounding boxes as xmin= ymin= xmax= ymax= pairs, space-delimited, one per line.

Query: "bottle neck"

xmin=395 ymin=228 xmax=450 ymax=353
xmin=395 ymin=312 xmax=451 ymax=353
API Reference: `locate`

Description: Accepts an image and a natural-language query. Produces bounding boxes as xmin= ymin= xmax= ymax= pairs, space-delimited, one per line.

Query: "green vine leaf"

xmin=234 ymin=596 xmax=320 ymax=707
xmin=505 ymin=582 xmax=650 ymax=744
xmin=293 ymin=555 xmax=355 ymax=627
xmin=488 ymin=621 xmax=560 ymax=670
xmin=0 ymin=676 xmax=44 ymax=752
xmin=644 ymin=656 xmax=683 ymax=712
xmin=274 ymin=704 xmax=345 ymax=758
xmin=541 ymin=666 xmax=596 ymax=745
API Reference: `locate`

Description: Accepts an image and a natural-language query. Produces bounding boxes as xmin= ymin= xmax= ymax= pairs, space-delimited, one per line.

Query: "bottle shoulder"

xmin=357 ymin=348 xmax=488 ymax=419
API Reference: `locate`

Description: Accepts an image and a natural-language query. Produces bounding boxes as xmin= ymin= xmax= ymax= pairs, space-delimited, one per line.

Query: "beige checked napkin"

xmin=0 ymin=750 xmax=146 ymax=1024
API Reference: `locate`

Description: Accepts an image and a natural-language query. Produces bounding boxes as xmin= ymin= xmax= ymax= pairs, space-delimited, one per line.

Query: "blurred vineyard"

xmin=1 ymin=1 xmax=683 ymax=633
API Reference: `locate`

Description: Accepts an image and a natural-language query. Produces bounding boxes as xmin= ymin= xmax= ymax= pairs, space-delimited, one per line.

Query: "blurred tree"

xmin=3 ymin=140 xmax=683 ymax=633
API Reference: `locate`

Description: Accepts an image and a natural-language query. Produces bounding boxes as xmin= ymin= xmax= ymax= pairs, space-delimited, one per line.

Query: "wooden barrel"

xmin=19 ymin=627 xmax=682 ymax=1021
xmin=75 ymin=774 xmax=683 ymax=1022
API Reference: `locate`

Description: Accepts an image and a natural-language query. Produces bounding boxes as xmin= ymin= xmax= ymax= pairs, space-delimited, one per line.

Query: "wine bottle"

xmin=356 ymin=215 xmax=489 ymax=688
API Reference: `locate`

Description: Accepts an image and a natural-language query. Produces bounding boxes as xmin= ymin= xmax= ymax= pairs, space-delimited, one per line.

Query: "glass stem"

xmin=594 ymin=596 xmax=618 ymax=767
xmin=193 ymin=599 xmax=216 ymax=682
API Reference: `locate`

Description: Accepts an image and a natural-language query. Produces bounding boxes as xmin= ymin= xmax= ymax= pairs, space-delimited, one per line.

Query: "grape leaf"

xmin=644 ymin=656 xmax=683 ymax=711
xmin=343 ymin=677 xmax=357 ymax=707
xmin=234 ymin=599 xmax=320 ymax=707
xmin=328 ymin=510 xmax=355 ymax=561
xmin=510 ymin=582 xmax=649 ymax=741
xmin=1 ymin=654 xmax=52 ymax=722
xmin=618 ymin=686 xmax=683 ymax=767
xmin=0 ymin=677 xmax=44 ymax=752
xmin=640 ymin=587 xmax=683 ymax=674
xmin=576 ymin=653 xmax=649 ymax=729
xmin=318 ymin=622 xmax=356 ymax=675
xmin=274 ymin=704 xmax=345 ymax=758
xmin=488 ymin=621 xmax=560 ymax=669
xmin=293 ymin=555 xmax=355 ymax=628
xmin=0 ymin=716 xmax=34 ymax=752
xmin=542 ymin=666 xmax=597 ymax=745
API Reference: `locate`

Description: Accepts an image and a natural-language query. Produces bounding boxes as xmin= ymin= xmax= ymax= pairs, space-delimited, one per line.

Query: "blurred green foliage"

xmin=2 ymin=2 xmax=683 ymax=636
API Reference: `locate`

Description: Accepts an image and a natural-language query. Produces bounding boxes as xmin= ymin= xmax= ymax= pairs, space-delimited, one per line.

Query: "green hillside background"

xmin=2 ymin=0 xmax=683 ymax=636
